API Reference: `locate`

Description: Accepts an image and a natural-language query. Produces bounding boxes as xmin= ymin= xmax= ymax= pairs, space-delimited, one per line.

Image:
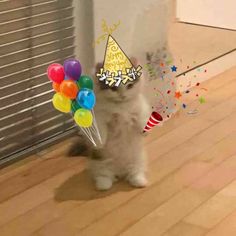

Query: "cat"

xmin=69 ymin=58 xmax=151 ymax=190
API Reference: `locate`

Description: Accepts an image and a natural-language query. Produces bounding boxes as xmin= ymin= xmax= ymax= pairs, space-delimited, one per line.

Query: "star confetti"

xmin=199 ymin=96 xmax=206 ymax=104
xmin=160 ymin=62 xmax=164 ymax=67
xmin=171 ymin=65 xmax=177 ymax=72
xmin=175 ymin=91 xmax=182 ymax=99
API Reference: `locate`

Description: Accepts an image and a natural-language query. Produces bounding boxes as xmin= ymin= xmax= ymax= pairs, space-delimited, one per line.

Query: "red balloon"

xmin=47 ymin=63 xmax=64 ymax=83
xmin=52 ymin=82 xmax=60 ymax=92
xmin=60 ymin=79 xmax=79 ymax=99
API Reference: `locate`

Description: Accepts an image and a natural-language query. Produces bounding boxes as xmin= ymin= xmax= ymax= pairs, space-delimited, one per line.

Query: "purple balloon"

xmin=63 ymin=59 xmax=82 ymax=80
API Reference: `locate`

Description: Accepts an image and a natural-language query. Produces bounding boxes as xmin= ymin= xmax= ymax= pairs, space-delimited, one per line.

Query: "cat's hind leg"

xmin=89 ymin=149 xmax=114 ymax=191
xmin=126 ymin=150 xmax=148 ymax=188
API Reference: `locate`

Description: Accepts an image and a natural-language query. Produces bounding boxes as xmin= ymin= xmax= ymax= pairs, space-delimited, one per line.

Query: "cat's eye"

xmin=111 ymin=86 xmax=118 ymax=91
xmin=127 ymin=83 xmax=134 ymax=89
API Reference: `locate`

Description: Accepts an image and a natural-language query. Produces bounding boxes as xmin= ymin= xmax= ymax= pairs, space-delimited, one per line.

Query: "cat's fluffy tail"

xmin=67 ymin=136 xmax=91 ymax=157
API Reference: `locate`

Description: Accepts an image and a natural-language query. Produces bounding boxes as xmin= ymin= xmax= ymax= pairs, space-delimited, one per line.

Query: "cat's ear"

xmin=95 ymin=62 xmax=103 ymax=74
xmin=95 ymin=62 xmax=109 ymax=90
xmin=130 ymin=57 xmax=138 ymax=67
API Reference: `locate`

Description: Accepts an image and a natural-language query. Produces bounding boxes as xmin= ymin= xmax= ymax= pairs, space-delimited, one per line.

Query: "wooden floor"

xmin=0 ymin=66 xmax=236 ymax=236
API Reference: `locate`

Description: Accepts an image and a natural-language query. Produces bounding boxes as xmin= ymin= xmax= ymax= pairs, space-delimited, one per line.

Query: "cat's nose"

xmin=119 ymin=90 xmax=126 ymax=99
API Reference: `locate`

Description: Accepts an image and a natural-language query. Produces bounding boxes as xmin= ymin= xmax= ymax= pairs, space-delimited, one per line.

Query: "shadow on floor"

xmin=54 ymin=169 xmax=136 ymax=202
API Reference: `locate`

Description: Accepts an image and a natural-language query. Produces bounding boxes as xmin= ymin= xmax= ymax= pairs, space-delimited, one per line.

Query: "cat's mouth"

xmin=110 ymin=96 xmax=131 ymax=103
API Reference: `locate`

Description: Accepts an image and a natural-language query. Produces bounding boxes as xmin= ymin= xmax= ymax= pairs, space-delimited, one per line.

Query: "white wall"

xmin=177 ymin=0 xmax=236 ymax=30
xmin=73 ymin=0 xmax=95 ymax=74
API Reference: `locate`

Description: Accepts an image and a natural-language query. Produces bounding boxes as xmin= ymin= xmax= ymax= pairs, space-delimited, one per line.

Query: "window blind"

xmin=0 ymin=0 xmax=77 ymax=165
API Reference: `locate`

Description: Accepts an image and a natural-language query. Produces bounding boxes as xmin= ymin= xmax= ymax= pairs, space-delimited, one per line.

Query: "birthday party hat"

xmin=103 ymin=35 xmax=133 ymax=75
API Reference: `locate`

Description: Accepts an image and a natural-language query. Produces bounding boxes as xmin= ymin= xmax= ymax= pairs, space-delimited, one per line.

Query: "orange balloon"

xmin=52 ymin=82 xmax=61 ymax=92
xmin=60 ymin=80 xmax=79 ymax=99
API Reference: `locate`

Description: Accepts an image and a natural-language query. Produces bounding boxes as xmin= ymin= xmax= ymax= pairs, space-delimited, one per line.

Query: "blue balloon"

xmin=77 ymin=88 xmax=96 ymax=110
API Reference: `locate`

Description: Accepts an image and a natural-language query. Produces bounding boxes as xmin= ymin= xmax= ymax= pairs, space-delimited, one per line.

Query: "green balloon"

xmin=77 ymin=75 xmax=93 ymax=90
xmin=71 ymin=100 xmax=81 ymax=113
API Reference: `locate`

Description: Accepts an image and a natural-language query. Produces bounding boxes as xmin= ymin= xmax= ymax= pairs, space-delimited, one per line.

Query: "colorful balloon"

xmin=47 ymin=63 xmax=64 ymax=83
xmin=74 ymin=108 xmax=93 ymax=127
xmin=52 ymin=93 xmax=71 ymax=113
xmin=71 ymin=100 xmax=82 ymax=113
xmin=77 ymin=75 xmax=93 ymax=89
xmin=77 ymin=88 xmax=96 ymax=110
xmin=63 ymin=59 xmax=82 ymax=80
xmin=52 ymin=82 xmax=60 ymax=92
xmin=60 ymin=79 xmax=78 ymax=99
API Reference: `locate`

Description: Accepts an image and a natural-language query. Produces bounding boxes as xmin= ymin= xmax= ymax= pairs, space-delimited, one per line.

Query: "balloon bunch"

xmin=47 ymin=59 xmax=102 ymax=146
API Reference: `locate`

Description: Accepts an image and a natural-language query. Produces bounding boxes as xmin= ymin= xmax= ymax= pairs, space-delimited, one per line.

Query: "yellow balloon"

xmin=74 ymin=108 xmax=93 ymax=127
xmin=52 ymin=92 xmax=71 ymax=113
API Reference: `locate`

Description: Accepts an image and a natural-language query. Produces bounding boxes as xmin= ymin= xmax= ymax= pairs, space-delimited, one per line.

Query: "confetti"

xmin=167 ymin=90 xmax=171 ymax=94
xmin=185 ymin=90 xmax=190 ymax=93
xmin=196 ymin=82 xmax=200 ymax=86
xmin=201 ymin=88 xmax=208 ymax=91
xmin=199 ymin=96 xmax=206 ymax=104
xmin=187 ymin=109 xmax=198 ymax=115
xmin=175 ymin=91 xmax=182 ymax=99
xmin=171 ymin=65 xmax=177 ymax=72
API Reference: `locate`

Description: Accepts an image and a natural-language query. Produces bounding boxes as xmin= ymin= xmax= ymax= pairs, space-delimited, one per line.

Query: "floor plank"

xmin=205 ymin=210 xmax=236 ymax=236
xmin=184 ymin=180 xmax=236 ymax=228
xmin=162 ymin=221 xmax=207 ymax=236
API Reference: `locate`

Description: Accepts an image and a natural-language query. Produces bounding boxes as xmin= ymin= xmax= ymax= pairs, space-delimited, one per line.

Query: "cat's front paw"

xmin=95 ymin=176 xmax=113 ymax=191
xmin=128 ymin=173 xmax=148 ymax=188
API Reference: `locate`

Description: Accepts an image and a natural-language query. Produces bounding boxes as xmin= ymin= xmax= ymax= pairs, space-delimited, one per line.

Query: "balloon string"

xmin=80 ymin=127 xmax=97 ymax=147
xmin=82 ymin=127 xmax=95 ymax=145
xmin=86 ymin=127 xmax=97 ymax=146
xmin=90 ymin=124 xmax=101 ymax=144
xmin=91 ymin=109 xmax=102 ymax=145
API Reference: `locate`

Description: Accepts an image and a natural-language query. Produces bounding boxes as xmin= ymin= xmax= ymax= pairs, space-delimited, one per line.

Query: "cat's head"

xmin=95 ymin=57 xmax=143 ymax=103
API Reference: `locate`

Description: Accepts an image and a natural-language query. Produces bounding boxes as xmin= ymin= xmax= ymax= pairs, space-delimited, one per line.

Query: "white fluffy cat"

xmin=90 ymin=60 xmax=151 ymax=190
